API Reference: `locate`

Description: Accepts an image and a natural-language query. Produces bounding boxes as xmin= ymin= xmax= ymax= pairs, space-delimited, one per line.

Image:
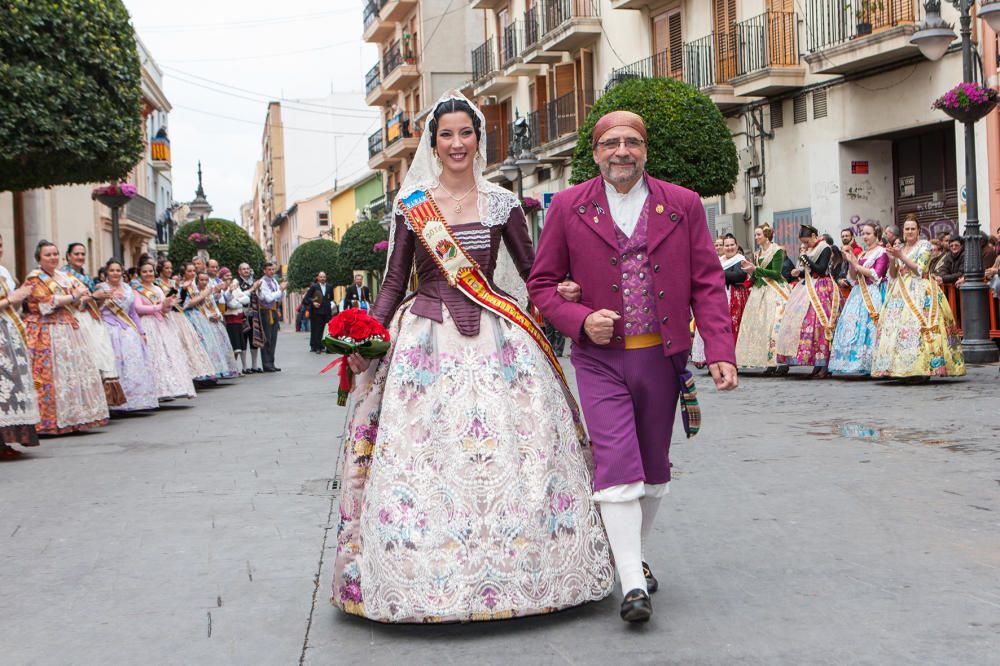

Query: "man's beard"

xmin=600 ymin=158 xmax=644 ymax=185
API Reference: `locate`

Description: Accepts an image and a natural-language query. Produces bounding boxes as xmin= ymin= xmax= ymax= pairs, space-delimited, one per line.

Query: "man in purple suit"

xmin=528 ymin=110 xmax=738 ymax=623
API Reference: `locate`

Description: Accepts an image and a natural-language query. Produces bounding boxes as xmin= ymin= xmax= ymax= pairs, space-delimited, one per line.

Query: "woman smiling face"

xmin=139 ymin=263 xmax=155 ymax=285
xmin=722 ymin=237 xmax=739 ymax=259
xmin=434 ymin=111 xmax=478 ymax=178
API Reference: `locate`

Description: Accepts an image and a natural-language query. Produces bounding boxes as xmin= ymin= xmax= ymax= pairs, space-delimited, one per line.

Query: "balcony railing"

xmin=608 ymin=48 xmax=684 ymax=89
xmin=472 ymin=38 xmax=496 ymax=82
xmin=383 ymin=40 xmax=402 ymax=77
xmin=486 ymin=128 xmax=504 ymax=167
xmin=385 ymin=112 xmax=412 ymax=146
xmin=543 ymin=0 xmax=600 ymax=34
xmin=517 ymin=110 xmax=544 ymax=150
xmin=683 ymin=34 xmax=718 ymax=90
xmin=806 ymin=0 xmax=918 ymax=52
xmin=501 ymin=21 xmax=523 ymax=68
xmin=543 ymin=89 xmax=594 ymax=143
xmin=363 ymin=1 xmax=384 ymax=30
xmin=736 ymin=11 xmax=799 ymax=77
xmin=368 ymin=130 xmax=384 ymax=159
xmin=524 ymin=5 xmax=542 ymax=49
xmin=126 ymin=194 xmax=156 ymax=230
xmin=365 ymin=64 xmax=380 ymax=96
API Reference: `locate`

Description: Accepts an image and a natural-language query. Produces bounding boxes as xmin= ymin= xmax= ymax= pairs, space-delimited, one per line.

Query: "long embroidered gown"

xmin=22 ymin=269 xmax=109 ymax=434
xmin=829 ymin=247 xmax=890 ymax=375
xmin=98 ymin=284 xmax=160 ymax=411
xmin=331 ymin=200 xmax=613 ymax=623
xmin=134 ymin=284 xmax=197 ymax=400
xmin=734 ymin=243 xmax=787 ymax=368
xmin=871 ymin=240 xmax=965 ymax=378
xmin=64 ymin=275 xmax=127 ymax=408
xmin=0 ymin=278 xmax=40 ymax=448
xmin=775 ymin=242 xmax=840 ymax=367
xmin=180 ymin=284 xmax=240 ymax=379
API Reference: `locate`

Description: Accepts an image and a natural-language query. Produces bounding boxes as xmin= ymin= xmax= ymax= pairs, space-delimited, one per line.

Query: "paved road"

xmin=2 ymin=331 xmax=998 ymax=665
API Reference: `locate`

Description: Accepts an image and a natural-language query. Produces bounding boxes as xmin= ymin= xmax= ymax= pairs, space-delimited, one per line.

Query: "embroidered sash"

xmin=899 ymin=273 xmax=940 ymax=345
xmin=135 ymin=283 xmax=165 ymax=309
xmin=100 ymin=288 xmax=141 ymax=335
xmin=65 ymin=274 xmax=102 ymax=321
xmin=397 ymin=189 xmax=568 ymax=386
xmin=804 ymin=270 xmax=840 ymax=342
xmin=0 ymin=280 xmax=28 ymax=346
xmin=754 ymin=245 xmax=789 ymax=301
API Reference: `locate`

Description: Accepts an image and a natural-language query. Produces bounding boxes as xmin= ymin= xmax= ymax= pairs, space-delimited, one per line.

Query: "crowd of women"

xmin=698 ymin=214 xmax=966 ymax=382
xmin=1 ymin=237 xmax=268 ymax=459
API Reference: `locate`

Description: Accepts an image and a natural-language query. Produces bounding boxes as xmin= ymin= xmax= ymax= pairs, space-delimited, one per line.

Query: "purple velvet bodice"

xmin=614 ymin=199 xmax=659 ymax=337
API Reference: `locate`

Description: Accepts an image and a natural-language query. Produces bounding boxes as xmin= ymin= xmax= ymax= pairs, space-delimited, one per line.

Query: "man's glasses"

xmin=596 ymin=137 xmax=646 ymax=151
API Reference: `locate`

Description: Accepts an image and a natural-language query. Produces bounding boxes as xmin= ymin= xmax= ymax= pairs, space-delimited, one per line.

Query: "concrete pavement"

xmin=1 ymin=330 xmax=998 ymax=665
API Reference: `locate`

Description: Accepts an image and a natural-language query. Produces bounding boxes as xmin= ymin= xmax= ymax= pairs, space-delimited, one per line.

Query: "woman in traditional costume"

xmin=734 ymin=224 xmax=789 ymax=375
xmin=0 ymin=234 xmax=41 ymax=457
xmin=159 ymin=263 xmax=217 ymax=384
xmin=96 ymin=260 xmax=160 ymax=411
xmin=829 ymin=223 xmax=890 ymax=376
xmin=330 ymin=92 xmax=613 ymax=624
xmin=178 ymin=265 xmax=240 ymax=379
xmin=22 ymin=241 xmax=109 ymax=434
xmin=871 ymin=218 xmax=965 ymax=382
xmin=775 ymin=225 xmax=841 ymax=378
xmin=133 ymin=262 xmax=196 ymax=400
xmin=721 ymin=234 xmax=750 ymax=341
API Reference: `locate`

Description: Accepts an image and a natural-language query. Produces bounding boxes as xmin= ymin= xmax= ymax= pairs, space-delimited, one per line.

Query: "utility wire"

xmin=137 ymin=9 xmax=356 ymax=33
xmin=172 ymin=105 xmax=374 ymax=136
xmin=162 ymin=39 xmax=359 ymax=64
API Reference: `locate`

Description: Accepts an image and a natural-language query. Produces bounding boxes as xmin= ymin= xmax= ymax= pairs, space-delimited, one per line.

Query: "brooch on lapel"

xmin=655 ymin=204 xmax=664 ymax=214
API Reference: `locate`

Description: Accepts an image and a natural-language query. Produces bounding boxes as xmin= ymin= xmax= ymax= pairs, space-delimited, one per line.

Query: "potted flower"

xmin=91 ymin=181 xmax=137 ymax=208
xmin=187 ymin=231 xmax=221 ymax=249
xmin=932 ymin=82 xmax=1000 ymax=124
xmin=522 ymin=196 xmax=542 ymax=214
xmin=849 ymin=0 xmax=883 ymax=36
xmin=403 ymin=32 xmax=416 ymax=65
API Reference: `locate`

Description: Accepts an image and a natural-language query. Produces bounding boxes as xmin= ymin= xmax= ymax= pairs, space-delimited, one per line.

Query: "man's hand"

xmin=583 ymin=309 xmax=620 ymax=345
xmin=279 ymin=280 xmax=288 ymax=290
xmin=557 ymin=280 xmax=581 ymax=303
xmin=708 ymin=361 xmax=738 ymax=391
xmin=347 ymin=353 xmax=370 ymax=373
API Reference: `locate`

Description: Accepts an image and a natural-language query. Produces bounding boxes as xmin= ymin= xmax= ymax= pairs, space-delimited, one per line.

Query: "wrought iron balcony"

xmin=542 ymin=89 xmax=594 ymax=154
xmin=736 ymin=11 xmax=799 ymax=76
xmin=501 ymin=21 xmax=524 ymax=69
xmin=383 ymin=40 xmax=402 ymax=78
xmin=368 ymin=130 xmax=384 ymax=159
xmin=125 ymin=194 xmax=156 ymax=231
xmin=804 ymin=0 xmax=922 ymax=74
xmin=472 ymin=37 xmax=497 ymax=83
xmin=365 ymin=64 xmax=381 ymax=96
xmin=608 ymin=49 xmax=683 ymax=90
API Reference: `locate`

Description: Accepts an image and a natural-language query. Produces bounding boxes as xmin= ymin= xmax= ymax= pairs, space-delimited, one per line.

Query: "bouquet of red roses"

xmin=320 ymin=308 xmax=391 ymax=405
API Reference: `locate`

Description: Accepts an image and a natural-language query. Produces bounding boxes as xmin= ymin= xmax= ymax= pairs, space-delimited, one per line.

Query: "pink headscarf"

xmin=591 ymin=110 xmax=647 ymax=149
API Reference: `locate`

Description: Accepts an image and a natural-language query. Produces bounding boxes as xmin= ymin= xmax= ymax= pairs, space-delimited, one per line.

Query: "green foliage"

xmin=0 ymin=0 xmax=144 ymax=191
xmin=285 ymin=239 xmax=341 ymax=290
xmin=338 ymin=219 xmax=389 ymax=281
xmin=168 ymin=218 xmax=265 ymax=275
xmin=570 ymin=78 xmax=739 ymax=197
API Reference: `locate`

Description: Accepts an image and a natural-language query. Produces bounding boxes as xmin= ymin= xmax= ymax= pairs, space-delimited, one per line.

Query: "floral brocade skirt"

xmin=165 ymin=310 xmax=217 ymax=382
xmin=331 ymin=304 xmax=613 ymax=623
xmin=829 ymin=282 xmax=887 ymax=376
xmin=735 ymin=284 xmax=786 ymax=369
xmin=775 ymin=276 xmax=839 ymax=367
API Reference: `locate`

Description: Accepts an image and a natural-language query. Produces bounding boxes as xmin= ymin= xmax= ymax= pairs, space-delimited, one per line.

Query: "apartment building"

xmin=362 ymin=0 xmax=480 ymax=209
xmin=468 ymin=1 xmax=988 ymax=253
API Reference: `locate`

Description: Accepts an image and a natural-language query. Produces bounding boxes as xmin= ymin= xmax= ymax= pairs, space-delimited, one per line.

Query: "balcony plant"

xmin=932 ymin=81 xmax=1000 ymax=124
xmin=91 ymin=181 xmax=137 ymax=208
xmin=187 ymin=231 xmax=221 ymax=249
xmin=521 ymin=196 xmax=543 ymax=214
xmin=403 ymin=32 xmax=416 ymax=65
xmin=849 ymin=0 xmax=883 ymax=36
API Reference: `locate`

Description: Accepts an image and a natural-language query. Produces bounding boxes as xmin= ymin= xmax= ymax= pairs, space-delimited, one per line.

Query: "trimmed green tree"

xmin=570 ymin=78 xmax=739 ymax=196
xmin=338 ymin=219 xmax=389 ymax=283
xmin=168 ymin=218 xmax=265 ymax=275
xmin=0 ymin=0 xmax=144 ymax=191
xmin=286 ymin=239 xmax=341 ymax=290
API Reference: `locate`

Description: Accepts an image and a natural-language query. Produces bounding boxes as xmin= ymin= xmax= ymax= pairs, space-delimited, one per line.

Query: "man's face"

xmin=68 ymin=246 xmax=86 ymax=269
xmin=207 ymin=260 xmax=219 ymax=277
xmin=592 ymin=127 xmax=646 ymax=190
xmin=317 ymin=272 xmax=327 ymax=284
xmin=841 ymin=230 xmax=854 ymax=246
xmin=238 ymin=263 xmax=251 ymax=279
xmin=193 ymin=259 xmax=205 ymax=273
xmin=949 ymin=240 xmax=963 ymax=255
xmin=355 ymin=275 xmax=363 ymax=286
xmin=264 ymin=265 xmax=275 ymax=278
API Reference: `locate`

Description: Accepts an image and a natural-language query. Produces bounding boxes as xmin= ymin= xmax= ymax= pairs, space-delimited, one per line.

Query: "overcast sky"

xmin=125 ymin=0 xmax=379 ymax=222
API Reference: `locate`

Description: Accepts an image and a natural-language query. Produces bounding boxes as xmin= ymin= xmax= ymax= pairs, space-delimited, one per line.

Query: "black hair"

xmin=105 ymin=258 xmax=124 ymax=270
xmin=263 ymin=261 xmax=276 ymax=270
xmin=156 ymin=258 xmax=172 ymax=275
xmin=65 ymin=242 xmax=85 ymax=258
xmin=429 ymin=99 xmax=482 ymax=149
xmin=861 ymin=223 xmax=882 ymax=241
xmin=35 ymin=239 xmax=58 ymax=262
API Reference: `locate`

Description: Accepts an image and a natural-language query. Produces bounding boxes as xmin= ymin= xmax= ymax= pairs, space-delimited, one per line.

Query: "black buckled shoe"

xmin=642 ymin=561 xmax=658 ymax=594
xmin=620 ymin=588 xmax=652 ymax=623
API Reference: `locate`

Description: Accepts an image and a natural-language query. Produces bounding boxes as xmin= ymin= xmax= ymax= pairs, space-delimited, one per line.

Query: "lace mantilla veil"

xmin=388 ymin=90 xmax=529 ymax=308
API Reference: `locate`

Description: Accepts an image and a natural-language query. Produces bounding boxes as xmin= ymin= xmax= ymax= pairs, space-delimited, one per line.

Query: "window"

xmin=770 ymin=100 xmax=783 ymax=129
xmin=812 ymin=88 xmax=828 ymax=119
xmin=793 ymin=94 xmax=807 ymax=124
xmin=317 ymin=211 xmax=330 ymax=226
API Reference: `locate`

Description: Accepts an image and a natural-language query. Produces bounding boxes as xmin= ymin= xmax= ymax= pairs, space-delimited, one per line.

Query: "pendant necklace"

xmin=436 ymin=183 xmax=477 ymax=213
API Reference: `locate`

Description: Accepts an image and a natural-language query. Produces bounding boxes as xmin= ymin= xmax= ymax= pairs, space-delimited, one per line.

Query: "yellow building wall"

xmin=329 ymin=188 xmax=357 ymax=244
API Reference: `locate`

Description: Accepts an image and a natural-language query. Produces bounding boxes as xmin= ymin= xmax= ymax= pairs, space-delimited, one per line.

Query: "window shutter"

xmin=793 ymin=94 xmax=807 ymax=124
xmin=770 ymin=100 xmax=783 ymax=129
xmin=813 ymin=88 xmax=828 ymax=119
xmin=668 ymin=10 xmax=683 ymax=79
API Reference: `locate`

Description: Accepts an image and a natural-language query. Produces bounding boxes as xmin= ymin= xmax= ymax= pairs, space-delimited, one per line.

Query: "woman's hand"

xmin=790 ymin=268 xmax=802 ymax=277
xmin=9 ymin=284 xmax=32 ymax=305
xmin=557 ymin=280 xmax=581 ymax=303
xmin=347 ymin=353 xmax=370 ymax=374
xmin=739 ymin=259 xmax=754 ymax=273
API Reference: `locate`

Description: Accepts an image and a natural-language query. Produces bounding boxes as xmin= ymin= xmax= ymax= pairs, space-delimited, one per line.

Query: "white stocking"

xmin=600 ymin=499 xmax=646 ymax=594
xmin=250 ymin=347 xmax=260 ymax=369
xmin=236 ymin=350 xmax=247 ymax=371
xmin=639 ymin=496 xmax=662 ymax=562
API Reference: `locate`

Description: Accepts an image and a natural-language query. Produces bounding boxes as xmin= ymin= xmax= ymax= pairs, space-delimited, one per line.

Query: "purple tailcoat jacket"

xmin=527 ymin=175 xmax=736 ymax=365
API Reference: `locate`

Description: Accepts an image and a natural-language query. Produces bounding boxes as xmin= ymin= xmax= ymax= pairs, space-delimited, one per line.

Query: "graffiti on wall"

xmin=845 ymin=180 xmax=873 ymax=202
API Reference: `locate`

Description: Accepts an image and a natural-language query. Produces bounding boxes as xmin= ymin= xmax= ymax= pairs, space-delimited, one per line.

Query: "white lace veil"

xmin=388 ymin=90 xmax=528 ymax=308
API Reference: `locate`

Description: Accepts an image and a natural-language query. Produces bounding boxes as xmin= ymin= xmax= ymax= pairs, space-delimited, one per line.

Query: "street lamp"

xmin=911 ymin=1 xmax=1000 ymax=363
xmin=500 ymin=111 xmax=539 ymax=199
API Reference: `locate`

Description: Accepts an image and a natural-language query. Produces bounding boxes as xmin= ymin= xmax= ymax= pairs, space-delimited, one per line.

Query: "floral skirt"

xmin=105 ymin=322 xmax=160 ymax=411
xmin=185 ymin=310 xmax=240 ymax=379
xmin=775 ymin=277 xmax=839 ymax=367
xmin=331 ymin=304 xmax=614 ymax=623
xmin=729 ymin=284 xmax=750 ymax=342
xmin=0 ymin=317 xmax=40 ymax=445
xmin=141 ymin=315 xmax=196 ymax=400
xmin=735 ymin=284 xmax=786 ymax=368
xmin=165 ymin=311 xmax=217 ymax=381
xmin=871 ymin=277 xmax=965 ymax=378
xmin=829 ymin=282 xmax=886 ymax=376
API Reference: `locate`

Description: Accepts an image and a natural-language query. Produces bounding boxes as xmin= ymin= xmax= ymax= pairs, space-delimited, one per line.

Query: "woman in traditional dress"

xmin=21 ymin=241 xmax=109 ymax=434
xmin=734 ymin=223 xmax=789 ymax=375
xmin=159 ymin=263 xmax=217 ymax=383
xmin=64 ymin=270 xmax=127 ymax=409
xmin=829 ymin=223 xmax=890 ymax=376
xmin=179 ymin=267 xmax=240 ymax=379
xmin=0 ymin=234 xmax=41 ymax=457
xmin=133 ymin=262 xmax=197 ymax=400
xmin=156 ymin=259 xmax=174 ymax=288
xmin=775 ymin=225 xmax=841 ymax=378
xmin=330 ymin=92 xmax=613 ymax=624
xmin=721 ymin=234 xmax=749 ymax=341
xmin=871 ymin=218 xmax=965 ymax=382
xmin=96 ymin=259 xmax=160 ymax=411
